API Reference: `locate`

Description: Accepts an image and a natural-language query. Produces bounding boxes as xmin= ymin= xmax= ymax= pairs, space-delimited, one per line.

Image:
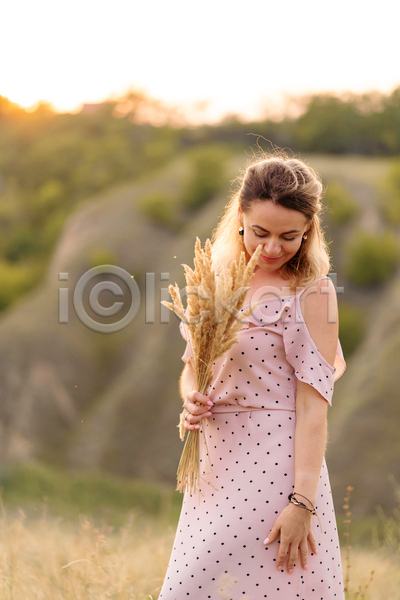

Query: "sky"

xmin=1 ymin=0 xmax=400 ymax=124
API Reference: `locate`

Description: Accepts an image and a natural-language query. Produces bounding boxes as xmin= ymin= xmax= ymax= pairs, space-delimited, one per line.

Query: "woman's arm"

xmin=294 ymin=276 xmax=339 ymax=510
xmin=265 ymin=278 xmax=339 ymax=573
xmin=294 ymin=383 xmax=328 ymax=506
xmin=179 ymin=362 xmax=195 ymax=401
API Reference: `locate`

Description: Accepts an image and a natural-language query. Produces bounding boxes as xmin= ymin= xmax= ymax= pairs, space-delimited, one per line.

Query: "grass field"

xmin=0 ymin=502 xmax=399 ymax=600
xmin=0 ymin=461 xmax=399 ymax=599
xmin=0 ymin=499 xmax=173 ymax=599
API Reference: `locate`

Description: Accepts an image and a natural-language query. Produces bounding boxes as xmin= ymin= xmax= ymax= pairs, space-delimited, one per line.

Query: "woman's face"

xmin=239 ymin=201 xmax=309 ymax=274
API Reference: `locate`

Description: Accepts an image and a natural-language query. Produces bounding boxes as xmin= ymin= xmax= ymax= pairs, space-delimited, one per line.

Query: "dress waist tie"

xmin=210 ymin=405 xmax=296 ymax=414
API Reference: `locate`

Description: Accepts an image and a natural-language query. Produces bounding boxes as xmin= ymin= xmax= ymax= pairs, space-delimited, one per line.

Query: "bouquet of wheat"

xmin=162 ymin=237 xmax=262 ymax=495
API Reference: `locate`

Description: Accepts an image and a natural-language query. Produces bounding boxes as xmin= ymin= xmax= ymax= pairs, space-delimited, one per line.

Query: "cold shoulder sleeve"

xmin=282 ymin=282 xmax=346 ymax=406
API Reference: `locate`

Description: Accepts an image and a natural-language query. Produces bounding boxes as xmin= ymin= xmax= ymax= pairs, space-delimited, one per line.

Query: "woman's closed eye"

xmin=254 ymin=232 xmax=297 ymax=241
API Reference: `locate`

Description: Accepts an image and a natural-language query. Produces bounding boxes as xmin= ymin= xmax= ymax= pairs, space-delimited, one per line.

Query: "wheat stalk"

xmin=162 ymin=237 xmax=262 ymax=495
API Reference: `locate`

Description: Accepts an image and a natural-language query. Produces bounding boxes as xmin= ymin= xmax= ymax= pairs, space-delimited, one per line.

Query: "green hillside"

xmin=1 ymin=92 xmax=400 ymax=520
xmin=0 ymin=145 xmax=399 ymax=522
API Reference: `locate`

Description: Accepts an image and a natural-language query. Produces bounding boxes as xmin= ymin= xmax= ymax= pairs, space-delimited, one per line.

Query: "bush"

xmin=386 ymin=158 xmax=400 ymax=191
xmin=380 ymin=190 xmax=400 ymax=225
xmin=338 ymin=301 xmax=367 ymax=357
xmin=4 ymin=226 xmax=45 ymax=262
xmin=182 ymin=145 xmax=228 ymax=211
xmin=0 ymin=460 xmax=181 ymax=525
xmin=377 ymin=475 xmax=400 ymax=556
xmin=0 ymin=259 xmax=43 ymax=311
xmin=88 ymin=246 xmax=119 ymax=269
xmin=137 ymin=191 xmax=179 ymax=229
xmin=344 ymin=229 xmax=400 ymax=286
xmin=37 ymin=178 xmax=65 ymax=207
xmin=324 ymin=179 xmax=359 ymax=225
xmin=40 ymin=207 xmax=69 ymax=250
xmin=378 ymin=159 xmax=400 ymax=224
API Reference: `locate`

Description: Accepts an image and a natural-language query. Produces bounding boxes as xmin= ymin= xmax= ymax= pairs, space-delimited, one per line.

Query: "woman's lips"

xmin=260 ymin=255 xmax=282 ymax=263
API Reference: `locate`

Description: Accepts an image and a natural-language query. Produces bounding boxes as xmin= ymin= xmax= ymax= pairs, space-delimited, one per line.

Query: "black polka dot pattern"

xmin=161 ymin=277 xmax=346 ymax=599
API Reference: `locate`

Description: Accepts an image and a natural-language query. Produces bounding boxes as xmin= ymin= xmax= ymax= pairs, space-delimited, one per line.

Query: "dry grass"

xmin=344 ymin=548 xmax=400 ymax=600
xmin=0 ymin=496 xmax=176 ymax=600
xmin=0 ymin=496 xmax=398 ymax=600
xmin=340 ymin=484 xmax=400 ymax=600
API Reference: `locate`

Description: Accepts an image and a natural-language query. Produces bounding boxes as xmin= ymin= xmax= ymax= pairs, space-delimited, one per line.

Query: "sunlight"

xmin=1 ymin=0 xmax=399 ymax=123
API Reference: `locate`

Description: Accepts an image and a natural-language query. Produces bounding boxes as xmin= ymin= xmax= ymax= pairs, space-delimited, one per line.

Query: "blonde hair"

xmin=211 ymin=149 xmax=331 ymax=289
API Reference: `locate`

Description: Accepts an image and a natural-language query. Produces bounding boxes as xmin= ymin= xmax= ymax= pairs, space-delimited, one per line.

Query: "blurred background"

xmin=0 ymin=0 xmax=400 ymax=597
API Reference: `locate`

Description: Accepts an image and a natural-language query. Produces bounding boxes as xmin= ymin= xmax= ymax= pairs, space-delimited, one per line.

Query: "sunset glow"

xmin=2 ymin=0 xmax=400 ymax=123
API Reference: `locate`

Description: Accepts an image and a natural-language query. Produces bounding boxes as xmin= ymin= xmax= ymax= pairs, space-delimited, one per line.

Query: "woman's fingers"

xmin=308 ymin=530 xmax=318 ymax=556
xmin=188 ymin=390 xmax=213 ymax=408
xmin=183 ymin=391 xmax=213 ymax=415
xmin=276 ymin=537 xmax=289 ymax=572
xmin=299 ymin=538 xmax=309 ymax=570
xmin=265 ymin=505 xmax=316 ymax=574
xmin=183 ymin=390 xmax=213 ymax=430
xmin=287 ymin=543 xmax=300 ymax=573
xmin=184 ymin=410 xmax=212 ymax=430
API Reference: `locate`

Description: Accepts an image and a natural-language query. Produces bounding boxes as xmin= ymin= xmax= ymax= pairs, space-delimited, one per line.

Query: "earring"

xmin=303 ymin=234 xmax=308 ymax=240
xmin=239 ymin=226 xmax=244 ymax=236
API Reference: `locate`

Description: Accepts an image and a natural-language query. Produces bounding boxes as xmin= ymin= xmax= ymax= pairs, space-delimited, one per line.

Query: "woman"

xmin=159 ymin=151 xmax=346 ymax=600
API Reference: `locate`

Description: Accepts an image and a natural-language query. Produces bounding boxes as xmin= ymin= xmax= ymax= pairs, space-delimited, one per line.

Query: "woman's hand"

xmin=183 ymin=390 xmax=213 ymax=431
xmin=264 ymin=504 xmax=318 ymax=573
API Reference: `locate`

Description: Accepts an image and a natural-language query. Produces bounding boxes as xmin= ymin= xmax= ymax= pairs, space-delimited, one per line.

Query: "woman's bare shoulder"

xmin=299 ymin=277 xmax=338 ymax=369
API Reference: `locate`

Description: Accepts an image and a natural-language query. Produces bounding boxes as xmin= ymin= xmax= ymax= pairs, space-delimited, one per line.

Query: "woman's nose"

xmin=264 ymin=239 xmax=281 ymax=257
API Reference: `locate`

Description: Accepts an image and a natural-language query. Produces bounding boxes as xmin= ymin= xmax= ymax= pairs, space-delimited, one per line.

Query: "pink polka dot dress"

xmin=159 ymin=276 xmax=346 ymax=600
